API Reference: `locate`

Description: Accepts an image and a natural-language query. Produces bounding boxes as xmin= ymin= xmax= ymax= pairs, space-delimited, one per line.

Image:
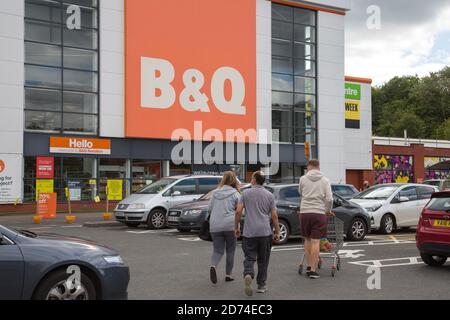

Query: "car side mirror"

xmin=172 ymin=191 xmax=182 ymax=197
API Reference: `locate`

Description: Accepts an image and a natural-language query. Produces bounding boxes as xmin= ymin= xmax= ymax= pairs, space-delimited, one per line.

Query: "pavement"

xmin=1 ymin=213 xmax=449 ymax=300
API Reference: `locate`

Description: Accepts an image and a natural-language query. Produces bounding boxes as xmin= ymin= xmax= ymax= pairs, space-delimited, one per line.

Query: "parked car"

xmin=0 ymin=225 xmax=129 ymax=300
xmin=423 ymin=179 xmax=450 ymax=191
xmin=114 ymin=175 xmax=223 ymax=229
xmin=168 ymin=184 xmax=371 ymax=244
xmin=331 ymin=183 xmax=360 ymax=200
xmin=416 ymin=191 xmax=450 ymax=266
xmin=350 ymin=183 xmax=439 ymax=234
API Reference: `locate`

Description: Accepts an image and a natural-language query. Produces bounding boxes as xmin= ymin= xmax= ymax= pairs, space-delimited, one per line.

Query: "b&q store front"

xmin=0 ymin=0 xmax=374 ymax=211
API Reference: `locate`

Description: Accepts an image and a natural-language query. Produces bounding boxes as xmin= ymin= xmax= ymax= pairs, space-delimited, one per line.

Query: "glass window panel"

xmin=171 ymin=179 xmax=198 ymax=195
xmin=272 ymin=39 xmax=292 ymax=57
xmin=63 ymin=47 xmax=97 ymax=70
xmin=62 ymin=157 xmax=95 ymax=179
xmin=272 ymin=56 xmax=292 ymax=75
xmin=294 ymin=76 xmax=316 ymax=94
xmin=294 ymin=25 xmax=315 ymax=43
xmin=272 ymin=4 xmax=293 ymax=22
xmin=25 ymin=110 xmax=61 ymax=131
xmin=25 ymin=1 xmax=62 ymax=23
xmin=294 ymin=111 xmax=315 ymax=129
xmin=272 ymin=73 xmax=293 ymax=92
xmin=63 ymin=28 xmax=97 ymax=49
xmin=25 ymin=20 xmax=62 ymax=45
xmin=294 ymin=8 xmax=316 ymax=26
xmin=272 ymin=127 xmax=293 ymax=143
xmin=63 ymin=69 xmax=97 ymax=92
xmin=63 ymin=113 xmax=97 ymax=133
xmin=272 ymin=20 xmax=293 ymax=40
xmin=63 ymin=4 xmax=98 ymax=29
xmin=272 ymin=92 xmax=293 ymax=109
xmin=294 ymin=43 xmax=315 ymax=60
xmin=63 ymin=0 xmax=98 ymax=7
xmin=272 ymin=109 xmax=292 ymax=127
xmin=25 ymin=65 xmax=62 ymax=89
xmin=295 ymin=128 xmax=316 ymax=144
xmin=25 ymin=42 xmax=61 ymax=67
xmin=63 ymin=91 xmax=97 ymax=113
xmin=132 ymin=160 xmax=161 ymax=193
xmin=294 ymin=94 xmax=316 ymax=111
xmin=25 ymin=88 xmax=62 ymax=112
xmin=294 ymin=59 xmax=316 ymax=77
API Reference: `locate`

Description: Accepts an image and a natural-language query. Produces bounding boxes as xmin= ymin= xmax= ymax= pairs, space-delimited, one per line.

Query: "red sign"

xmin=37 ymin=192 xmax=57 ymax=219
xmin=36 ymin=157 xmax=54 ymax=179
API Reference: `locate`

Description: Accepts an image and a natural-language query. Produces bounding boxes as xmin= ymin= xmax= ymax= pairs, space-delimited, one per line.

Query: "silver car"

xmin=114 ymin=175 xmax=223 ymax=229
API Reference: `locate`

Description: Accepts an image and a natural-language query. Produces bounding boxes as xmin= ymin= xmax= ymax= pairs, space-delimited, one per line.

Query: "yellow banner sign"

xmin=345 ymin=100 xmax=361 ymax=129
xmin=107 ymin=180 xmax=123 ymax=201
xmin=36 ymin=179 xmax=54 ymax=200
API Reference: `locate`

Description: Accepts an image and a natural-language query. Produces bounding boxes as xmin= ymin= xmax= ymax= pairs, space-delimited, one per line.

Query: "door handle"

xmin=289 ymin=205 xmax=299 ymax=209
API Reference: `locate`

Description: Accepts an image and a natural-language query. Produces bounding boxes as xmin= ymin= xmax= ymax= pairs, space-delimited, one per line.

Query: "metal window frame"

xmin=24 ymin=0 xmax=100 ymax=135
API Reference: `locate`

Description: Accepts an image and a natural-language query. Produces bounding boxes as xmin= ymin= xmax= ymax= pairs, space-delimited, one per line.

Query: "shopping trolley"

xmin=298 ymin=216 xmax=345 ymax=277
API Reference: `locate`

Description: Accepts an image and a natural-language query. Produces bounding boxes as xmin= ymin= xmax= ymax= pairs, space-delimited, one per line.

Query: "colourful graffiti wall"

xmin=373 ymin=155 xmax=414 ymax=184
xmin=425 ymin=157 xmax=450 ymax=180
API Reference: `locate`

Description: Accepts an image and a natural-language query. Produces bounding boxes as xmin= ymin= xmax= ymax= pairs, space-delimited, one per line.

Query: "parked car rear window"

xmin=279 ymin=186 xmax=300 ymax=203
xmin=426 ymin=197 xmax=450 ymax=211
xmin=417 ymin=186 xmax=436 ymax=200
xmin=198 ymin=178 xmax=221 ymax=194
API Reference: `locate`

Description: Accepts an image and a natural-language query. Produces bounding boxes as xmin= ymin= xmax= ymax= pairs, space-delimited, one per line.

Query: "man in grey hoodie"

xmin=208 ymin=172 xmax=241 ymax=284
xmin=298 ymin=159 xmax=333 ymax=279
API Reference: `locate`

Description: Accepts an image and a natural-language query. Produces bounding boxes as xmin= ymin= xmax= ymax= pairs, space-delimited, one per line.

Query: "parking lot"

xmin=1 ymin=213 xmax=449 ymax=300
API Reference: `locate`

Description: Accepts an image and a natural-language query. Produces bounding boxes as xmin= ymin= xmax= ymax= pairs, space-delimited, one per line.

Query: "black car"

xmin=167 ymin=184 xmax=371 ymax=245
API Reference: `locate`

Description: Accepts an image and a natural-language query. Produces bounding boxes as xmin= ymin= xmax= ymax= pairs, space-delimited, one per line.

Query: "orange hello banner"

xmin=125 ymin=0 xmax=257 ymax=142
xmin=50 ymin=137 xmax=111 ymax=155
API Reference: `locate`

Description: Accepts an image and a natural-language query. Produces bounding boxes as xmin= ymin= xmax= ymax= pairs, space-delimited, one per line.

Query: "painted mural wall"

xmin=373 ymin=155 xmax=414 ymax=184
xmin=425 ymin=157 xmax=450 ymax=180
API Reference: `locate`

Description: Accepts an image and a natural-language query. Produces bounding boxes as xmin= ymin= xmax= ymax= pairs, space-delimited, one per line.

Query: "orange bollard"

xmin=103 ymin=213 xmax=112 ymax=221
xmin=66 ymin=215 xmax=76 ymax=224
xmin=33 ymin=215 xmax=42 ymax=224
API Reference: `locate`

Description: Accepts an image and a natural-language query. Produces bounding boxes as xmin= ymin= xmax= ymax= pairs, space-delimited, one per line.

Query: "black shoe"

xmin=309 ymin=271 xmax=320 ymax=279
xmin=225 ymin=276 xmax=235 ymax=282
xmin=210 ymin=266 xmax=217 ymax=284
xmin=306 ymin=266 xmax=312 ymax=277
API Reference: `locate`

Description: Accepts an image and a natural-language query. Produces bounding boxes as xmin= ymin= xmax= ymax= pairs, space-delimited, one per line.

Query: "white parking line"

xmin=271 ymin=239 xmax=415 ymax=252
xmin=61 ymin=225 xmax=83 ymax=228
xmin=126 ymin=229 xmax=178 ymax=234
xmin=349 ymin=257 xmax=423 ymax=268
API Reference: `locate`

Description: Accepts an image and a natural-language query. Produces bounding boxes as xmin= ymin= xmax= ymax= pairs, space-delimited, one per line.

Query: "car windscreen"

xmin=199 ymin=190 xmax=214 ymax=200
xmin=426 ymin=197 xmax=450 ymax=211
xmin=423 ymin=181 xmax=441 ymax=187
xmin=136 ymin=178 xmax=175 ymax=194
xmin=354 ymin=186 xmax=398 ymax=200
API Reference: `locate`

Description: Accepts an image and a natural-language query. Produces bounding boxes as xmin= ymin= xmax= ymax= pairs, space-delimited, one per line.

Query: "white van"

xmin=350 ymin=183 xmax=439 ymax=234
xmin=114 ymin=175 xmax=223 ymax=229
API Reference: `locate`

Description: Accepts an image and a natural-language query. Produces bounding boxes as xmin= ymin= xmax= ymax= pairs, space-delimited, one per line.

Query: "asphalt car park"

xmin=1 ymin=213 xmax=449 ymax=300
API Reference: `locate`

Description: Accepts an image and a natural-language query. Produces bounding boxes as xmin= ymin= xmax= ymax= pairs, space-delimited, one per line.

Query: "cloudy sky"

xmin=345 ymin=0 xmax=450 ymax=85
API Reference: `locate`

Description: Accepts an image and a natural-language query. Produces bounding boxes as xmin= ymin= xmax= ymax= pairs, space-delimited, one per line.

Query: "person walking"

xmin=235 ymin=171 xmax=280 ymax=296
xmin=298 ymin=159 xmax=333 ymax=279
xmin=208 ymin=171 xmax=241 ymax=284
xmin=362 ymin=180 xmax=370 ymax=191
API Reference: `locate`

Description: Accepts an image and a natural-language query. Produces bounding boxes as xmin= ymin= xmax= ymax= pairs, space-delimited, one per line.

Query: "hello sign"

xmin=125 ymin=0 xmax=257 ymax=142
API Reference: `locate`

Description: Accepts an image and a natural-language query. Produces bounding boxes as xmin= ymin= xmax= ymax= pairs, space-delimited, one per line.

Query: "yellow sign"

xmin=36 ymin=179 xmax=54 ymax=200
xmin=94 ymin=195 xmax=101 ymax=203
xmin=345 ymin=100 xmax=361 ymax=129
xmin=107 ymin=180 xmax=123 ymax=201
xmin=89 ymin=179 xmax=96 ymax=185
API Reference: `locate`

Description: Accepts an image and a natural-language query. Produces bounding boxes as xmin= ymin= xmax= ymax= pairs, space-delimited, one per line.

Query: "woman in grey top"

xmin=208 ymin=171 xmax=241 ymax=284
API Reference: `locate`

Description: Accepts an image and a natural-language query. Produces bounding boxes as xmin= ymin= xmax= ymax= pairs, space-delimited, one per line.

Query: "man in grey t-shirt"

xmin=235 ymin=171 xmax=280 ymax=296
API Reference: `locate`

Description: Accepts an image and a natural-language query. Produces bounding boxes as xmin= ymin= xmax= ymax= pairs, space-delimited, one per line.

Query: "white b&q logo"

xmin=66 ymin=265 xmax=81 ymax=291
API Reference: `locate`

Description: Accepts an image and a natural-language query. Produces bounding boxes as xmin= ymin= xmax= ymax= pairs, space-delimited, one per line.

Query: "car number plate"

xmin=168 ymin=217 xmax=179 ymax=222
xmin=115 ymin=212 xmax=125 ymax=217
xmin=433 ymin=219 xmax=450 ymax=228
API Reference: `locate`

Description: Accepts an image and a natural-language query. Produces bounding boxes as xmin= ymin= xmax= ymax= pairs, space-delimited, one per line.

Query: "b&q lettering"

xmin=141 ymin=57 xmax=246 ymax=115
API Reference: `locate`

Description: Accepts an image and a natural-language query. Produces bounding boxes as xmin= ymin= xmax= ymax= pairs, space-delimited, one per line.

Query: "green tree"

xmin=435 ymin=118 xmax=450 ymax=140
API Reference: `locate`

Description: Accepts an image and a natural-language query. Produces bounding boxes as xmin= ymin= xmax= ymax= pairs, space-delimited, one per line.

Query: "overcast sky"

xmin=345 ymin=0 xmax=450 ymax=86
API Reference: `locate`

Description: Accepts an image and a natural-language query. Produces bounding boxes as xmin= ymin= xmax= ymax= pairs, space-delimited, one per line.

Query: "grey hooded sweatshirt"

xmin=298 ymin=169 xmax=333 ymax=215
xmin=208 ymin=185 xmax=241 ymax=233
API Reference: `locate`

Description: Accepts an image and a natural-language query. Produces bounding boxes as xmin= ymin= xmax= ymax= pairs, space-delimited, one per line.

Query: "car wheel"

xmin=147 ymin=209 xmax=167 ymax=229
xmin=273 ymin=220 xmax=289 ymax=245
xmin=420 ymin=253 xmax=447 ymax=267
xmin=380 ymin=214 xmax=395 ymax=234
xmin=124 ymin=222 xmax=140 ymax=228
xmin=347 ymin=218 xmax=367 ymax=241
xmin=177 ymin=228 xmax=191 ymax=232
xmin=33 ymin=268 xmax=96 ymax=300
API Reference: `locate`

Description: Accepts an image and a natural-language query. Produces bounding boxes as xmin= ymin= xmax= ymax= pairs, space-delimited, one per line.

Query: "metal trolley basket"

xmin=298 ymin=216 xmax=345 ymax=277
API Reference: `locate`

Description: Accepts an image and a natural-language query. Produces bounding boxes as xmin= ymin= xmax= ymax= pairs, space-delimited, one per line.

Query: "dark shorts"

xmin=300 ymin=213 xmax=327 ymax=240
